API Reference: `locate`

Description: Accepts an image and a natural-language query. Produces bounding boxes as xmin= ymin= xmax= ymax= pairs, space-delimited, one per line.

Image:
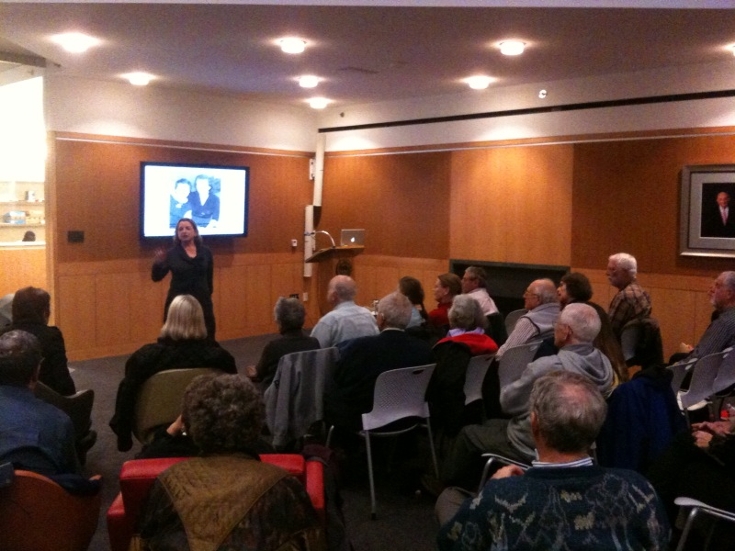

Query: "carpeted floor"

xmin=69 ymin=334 xmax=439 ymax=551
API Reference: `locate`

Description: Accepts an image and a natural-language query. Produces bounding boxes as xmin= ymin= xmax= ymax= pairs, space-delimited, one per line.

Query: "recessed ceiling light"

xmin=307 ymin=97 xmax=329 ymax=109
xmin=538 ymin=89 xmax=547 ymax=99
xmin=299 ymin=75 xmax=320 ymax=88
xmin=730 ymin=44 xmax=735 ymax=56
xmin=499 ymin=40 xmax=525 ymax=56
xmin=279 ymin=37 xmax=306 ymax=54
xmin=124 ymin=72 xmax=154 ymax=86
xmin=464 ymin=76 xmax=494 ymax=90
xmin=50 ymin=32 xmax=100 ymax=53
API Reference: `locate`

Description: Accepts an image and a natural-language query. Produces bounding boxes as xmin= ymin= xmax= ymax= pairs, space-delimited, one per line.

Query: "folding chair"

xmin=477 ymin=453 xmax=530 ymax=493
xmin=669 ymin=356 xmax=698 ymax=397
xmin=463 ymin=353 xmax=494 ymax=407
xmin=678 ymin=350 xmax=728 ymax=412
xmin=327 ymin=363 xmax=438 ymax=519
xmin=498 ymin=341 xmax=542 ymax=389
xmin=674 ymin=496 xmax=735 ymax=551
xmin=504 ymin=309 xmax=526 ymax=336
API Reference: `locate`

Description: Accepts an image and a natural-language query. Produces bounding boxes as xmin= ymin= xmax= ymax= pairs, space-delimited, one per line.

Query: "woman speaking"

xmin=152 ymin=218 xmax=216 ymax=339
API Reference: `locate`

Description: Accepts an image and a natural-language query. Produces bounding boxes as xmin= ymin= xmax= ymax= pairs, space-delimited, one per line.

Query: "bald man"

xmin=310 ymin=275 xmax=378 ymax=348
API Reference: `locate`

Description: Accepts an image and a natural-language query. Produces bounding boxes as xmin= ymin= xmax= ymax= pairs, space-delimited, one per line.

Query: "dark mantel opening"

xmin=449 ymin=259 xmax=570 ymax=317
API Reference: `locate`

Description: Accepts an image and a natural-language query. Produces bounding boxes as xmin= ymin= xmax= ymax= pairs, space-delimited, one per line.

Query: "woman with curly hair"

xmin=134 ymin=374 xmax=322 ymax=551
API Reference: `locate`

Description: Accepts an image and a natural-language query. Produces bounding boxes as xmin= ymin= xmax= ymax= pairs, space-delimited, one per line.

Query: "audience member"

xmin=0 ymin=286 xmax=76 ymax=395
xmin=133 ymin=374 xmax=321 ymax=550
xmin=436 ymin=371 xmax=670 ymax=551
xmin=434 ymin=295 xmax=498 ymax=355
xmin=443 ymin=303 xmax=613 ymax=488
xmin=0 ymin=330 xmax=80 ymax=476
xmin=535 ymin=272 xmax=627 ymax=383
xmin=461 ymin=266 xmax=498 ymax=316
xmin=245 ymin=297 xmax=319 ymax=389
xmin=428 ymin=295 xmax=498 ymax=437
xmin=606 ymin=252 xmax=652 ymax=338
xmin=648 ymin=416 xmax=735 ymax=550
xmin=109 ymin=294 xmax=237 ymax=452
xmin=310 ymin=275 xmax=378 ymax=348
xmin=398 ymin=276 xmax=429 ymax=329
xmin=324 ymin=291 xmax=434 ymax=432
xmin=427 ymin=273 xmax=462 ymax=330
xmin=495 ymin=278 xmax=559 ymax=358
xmin=674 ymin=271 xmax=735 ymax=362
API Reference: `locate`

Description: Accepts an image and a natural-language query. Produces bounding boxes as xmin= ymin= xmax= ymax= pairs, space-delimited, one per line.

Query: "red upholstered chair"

xmin=106 ymin=454 xmax=325 ymax=551
xmin=0 ymin=469 xmax=101 ymax=551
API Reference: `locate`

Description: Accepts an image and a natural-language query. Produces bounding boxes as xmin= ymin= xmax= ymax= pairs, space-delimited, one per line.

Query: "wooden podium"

xmin=306 ymin=245 xmax=364 ymax=316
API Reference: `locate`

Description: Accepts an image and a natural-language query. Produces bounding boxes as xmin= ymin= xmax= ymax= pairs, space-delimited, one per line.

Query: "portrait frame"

xmin=680 ymin=164 xmax=735 ymax=258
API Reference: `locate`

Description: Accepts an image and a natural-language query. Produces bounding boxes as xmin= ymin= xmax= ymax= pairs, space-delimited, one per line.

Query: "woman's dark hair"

xmin=437 ymin=273 xmax=462 ymax=298
xmin=561 ymin=272 xmax=593 ymax=303
xmin=274 ymin=297 xmax=306 ymax=332
xmin=11 ymin=286 xmax=50 ymax=325
xmin=173 ymin=217 xmax=203 ymax=246
xmin=398 ymin=276 xmax=428 ymax=320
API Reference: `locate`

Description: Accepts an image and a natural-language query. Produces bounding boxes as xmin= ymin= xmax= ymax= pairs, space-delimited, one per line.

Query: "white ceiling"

xmin=1 ymin=1 xmax=735 ymax=108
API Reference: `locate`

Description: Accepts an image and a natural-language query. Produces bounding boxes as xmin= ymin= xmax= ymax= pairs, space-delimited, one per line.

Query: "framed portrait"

xmin=680 ymin=164 xmax=735 ymax=258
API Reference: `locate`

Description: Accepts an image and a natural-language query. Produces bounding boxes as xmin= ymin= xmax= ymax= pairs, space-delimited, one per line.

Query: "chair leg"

xmin=478 ymin=458 xmax=496 ymax=494
xmin=676 ymin=507 xmax=700 ymax=551
xmin=425 ymin=419 xmax=439 ymax=479
xmin=325 ymin=425 xmax=334 ymax=448
xmin=364 ymin=431 xmax=377 ymax=520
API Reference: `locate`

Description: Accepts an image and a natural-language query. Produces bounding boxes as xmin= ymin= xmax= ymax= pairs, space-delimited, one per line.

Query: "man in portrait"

xmin=701 ymin=186 xmax=735 ymax=238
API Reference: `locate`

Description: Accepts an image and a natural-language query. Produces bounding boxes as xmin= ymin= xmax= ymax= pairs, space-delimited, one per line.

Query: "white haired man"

xmin=310 ymin=275 xmax=378 ymax=348
xmin=495 ymin=278 xmax=559 ymax=359
xmin=442 ymin=303 xmax=613 ymax=489
xmin=437 ymin=370 xmax=669 ymax=551
xmin=606 ymin=252 xmax=652 ymax=338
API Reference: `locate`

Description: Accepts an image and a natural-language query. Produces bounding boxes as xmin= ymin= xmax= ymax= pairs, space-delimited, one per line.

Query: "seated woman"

xmin=133 ymin=374 xmax=322 ymax=551
xmin=109 ymin=294 xmax=237 ymax=452
xmin=245 ymin=297 xmax=319 ymax=390
xmin=427 ymin=273 xmax=462 ymax=335
xmin=398 ymin=276 xmax=428 ymax=329
xmin=428 ymin=295 xmax=498 ymax=437
xmin=1 ymin=286 xmax=76 ymax=395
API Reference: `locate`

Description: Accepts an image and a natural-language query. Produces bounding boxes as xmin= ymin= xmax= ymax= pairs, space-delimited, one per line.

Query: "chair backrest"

xmin=485 ymin=313 xmax=507 ymax=346
xmin=668 ymin=356 xmax=698 ymax=396
xmin=264 ymin=347 xmax=340 ymax=448
xmin=34 ymin=382 xmax=94 ymax=439
xmin=0 ymin=469 xmax=101 ymax=551
xmin=463 ymin=353 xmax=494 ymax=406
xmin=712 ymin=347 xmax=735 ymax=396
xmin=133 ymin=367 xmax=222 ymax=443
xmin=362 ymin=364 xmax=435 ymax=432
xmin=679 ymin=350 xmax=728 ymax=410
xmin=504 ymin=309 xmax=526 ymax=335
xmin=620 ymin=319 xmax=642 ymax=362
xmin=498 ymin=341 xmax=541 ymax=389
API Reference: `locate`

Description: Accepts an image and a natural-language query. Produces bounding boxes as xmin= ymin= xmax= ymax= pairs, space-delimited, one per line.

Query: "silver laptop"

xmin=340 ymin=228 xmax=365 ymax=246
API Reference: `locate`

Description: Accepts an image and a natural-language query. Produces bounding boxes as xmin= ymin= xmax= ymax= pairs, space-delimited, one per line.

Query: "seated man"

xmin=675 ymin=271 xmax=735 ymax=361
xmin=606 ymin=252 xmax=652 ymax=338
xmin=0 ymin=330 xmax=80 ymax=476
xmin=461 ymin=266 xmax=498 ymax=316
xmin=495 ymin=278 xmax=559 ymax=359
xmin=437 ymin=370 xmax=670 ymax=551
xmin=1 ymin=286 xmax=76 ymax=395
xmin=310 ymin=275 xmax=378 ymax=348
xmin=443 ymin=303 xmax=613 ymax=488
xmin=324 ymin=291 xmax=434 ymax=432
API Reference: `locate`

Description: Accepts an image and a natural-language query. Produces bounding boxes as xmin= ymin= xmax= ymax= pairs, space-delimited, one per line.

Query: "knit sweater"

xmin=437 ymin=466 xmax=670 ymax=551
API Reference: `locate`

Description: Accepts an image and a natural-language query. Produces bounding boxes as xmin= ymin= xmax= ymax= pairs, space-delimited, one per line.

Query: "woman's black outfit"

xmin=152 ymin=242 xmax=216 ymax=338
xmin=2 ymin=321 xmax=76 ymax=395
xmin=109 ymin=337 xmax=237 ymax=451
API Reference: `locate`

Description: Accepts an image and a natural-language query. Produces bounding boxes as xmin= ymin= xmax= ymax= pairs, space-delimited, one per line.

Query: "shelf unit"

xmin=0 ymin=181 xmax=46 ymax=245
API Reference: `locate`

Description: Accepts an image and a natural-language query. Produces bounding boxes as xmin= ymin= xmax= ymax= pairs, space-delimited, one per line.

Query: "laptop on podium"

xmin=340 ymin=228 xmax=365 ymax=246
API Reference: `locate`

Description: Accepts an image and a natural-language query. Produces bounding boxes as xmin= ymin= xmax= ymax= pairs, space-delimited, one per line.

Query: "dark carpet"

xmin=69 ymin=334 xmax=439 ymax=551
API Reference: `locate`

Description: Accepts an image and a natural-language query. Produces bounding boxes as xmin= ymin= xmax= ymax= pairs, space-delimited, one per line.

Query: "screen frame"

xmin=139 ymin=161 xmax=250 ymax=240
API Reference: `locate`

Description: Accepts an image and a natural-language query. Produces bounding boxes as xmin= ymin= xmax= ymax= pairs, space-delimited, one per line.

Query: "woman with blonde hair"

xmin=109 ymin=295 xmax=236 ymax=452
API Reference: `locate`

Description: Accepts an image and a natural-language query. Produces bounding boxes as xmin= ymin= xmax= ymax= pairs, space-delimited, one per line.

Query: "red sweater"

xmin=437 ymin=332 xmax=498 ymax=355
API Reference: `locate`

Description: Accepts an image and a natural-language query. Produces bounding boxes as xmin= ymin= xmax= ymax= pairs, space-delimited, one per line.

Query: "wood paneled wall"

xmin=0 ymin=247 xmax=46 ymax=296
xmin=449 ymin=145 xmax=574 ymax=266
